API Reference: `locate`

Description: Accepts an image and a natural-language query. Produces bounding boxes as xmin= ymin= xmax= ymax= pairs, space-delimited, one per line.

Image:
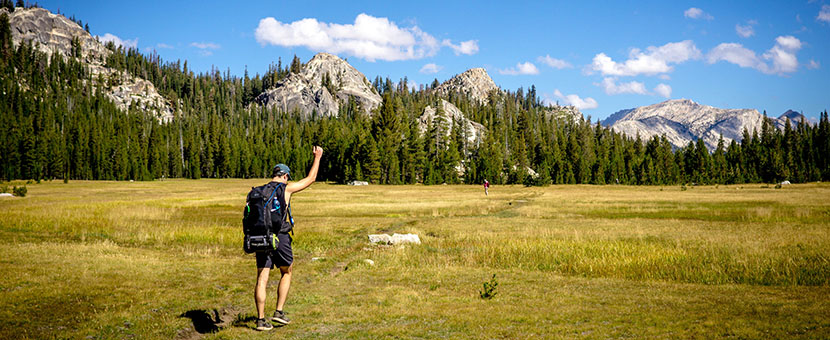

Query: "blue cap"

xmin=273 ymin=163 xmax=291 ymax=178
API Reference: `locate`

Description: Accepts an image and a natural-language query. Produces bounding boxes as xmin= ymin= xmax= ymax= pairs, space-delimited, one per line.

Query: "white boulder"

xmin=368 ymin=233 xmax=421 ymax=245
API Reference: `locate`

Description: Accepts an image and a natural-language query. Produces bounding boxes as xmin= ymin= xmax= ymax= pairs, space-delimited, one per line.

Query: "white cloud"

xmin=808 ymin=59 xmax=820 ymax=69
xmin=190 ymin=42 xmax=220 ymax=56
xmin=143 ymin=43 xmax=174 ymax=54
xmin=442 ymin=39 xmax=479 ymax=55
xmin=597 ymin=77 xmax=649 ymax=95
xmin=420 ymin=63 xmax=442 ymax=74
xmin=499 ymin=62 xmax=540 ymax=75
xmin=97 ymin=33 xmax=138 ymax=49
xmin=707 ymin=43 xmax=766 ymax=69
xmin=537 ymin=55 xmax=572 ymax=69
xmin=590 ymin=40 xmax=701 ymax=77
xmin=553 ymin=89 xmax=598 ymax=110
xmin=254 ymin=14 xmax=445 ymax=62
xmin=706 ymin=35 xmax=803 ymax=75
xmin=659 ymin=74 xmax=671 ymax=80
xmin=654 ymin=83 xmax=672 ymax=98
xmin=735 ymin=24 xmax=754 ymax=38
xmin=774 ymin=35 xmax=801 ymax=50
xmin=684 ymin=7 xmax=713 ymax=20
xmin=818 ymin=5 xmax=830 ymax=23
xmin=191 ymin=42 xmax=220 ymax=49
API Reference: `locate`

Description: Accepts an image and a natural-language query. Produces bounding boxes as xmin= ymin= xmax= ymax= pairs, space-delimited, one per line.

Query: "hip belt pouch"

xmin=244 ymin=233 xmax=278 ymax=254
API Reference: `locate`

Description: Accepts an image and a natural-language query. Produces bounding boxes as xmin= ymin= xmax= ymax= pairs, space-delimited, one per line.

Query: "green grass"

xmin=1 ymin=180 xmax=829 ymax=339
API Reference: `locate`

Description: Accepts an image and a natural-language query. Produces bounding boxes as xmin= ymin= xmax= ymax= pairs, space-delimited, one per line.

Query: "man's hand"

xmin=312 ymin=146 xmax=323 ymax=159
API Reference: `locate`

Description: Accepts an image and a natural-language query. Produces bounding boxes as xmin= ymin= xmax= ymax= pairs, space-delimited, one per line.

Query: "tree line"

xmin=1 ymin=13 xmax=828 ymax=185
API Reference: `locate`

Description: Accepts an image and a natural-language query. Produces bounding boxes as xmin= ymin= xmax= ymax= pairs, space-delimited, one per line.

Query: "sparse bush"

xmin=680 ymin=184 xmax=687 ymax=191
xmin=479 ymin=274 xmax=498 ymax=300
xmin=13 ymin=185 xmax=27 ymax=197
xmin=0 ymin=184 xmax=8 ymax=193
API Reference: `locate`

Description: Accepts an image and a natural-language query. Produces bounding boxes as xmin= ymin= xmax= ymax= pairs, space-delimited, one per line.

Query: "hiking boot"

xmin=255 ymin=318 xmax=273 ymax=331
xmin=271 ymin=310 xmax=291 ymax=325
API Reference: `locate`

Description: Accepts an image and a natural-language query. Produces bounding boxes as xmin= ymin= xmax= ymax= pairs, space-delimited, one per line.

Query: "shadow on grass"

xmin=180 ymin=309 xmax=224 ymax=334
xmin=180 ymin=306 xmax=260 ymax=335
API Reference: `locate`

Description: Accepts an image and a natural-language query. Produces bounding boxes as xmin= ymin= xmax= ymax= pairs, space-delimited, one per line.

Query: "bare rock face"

xmin=254 ymin=53 xmax=381 ymax=117
xmin=5 ymin=8 xmax=174 ymax=122
xmin=604 ymin=99 xmax=786 ymax=150
xmin=418 ymin=99 xmax=485 ymax=146
xmin=5 ymin=7 xmax=108 ymax=63
xmin=544 ymin=104 xmax=583 ymax=122
xmin=434 ymin=68 xmax=498 ymax=105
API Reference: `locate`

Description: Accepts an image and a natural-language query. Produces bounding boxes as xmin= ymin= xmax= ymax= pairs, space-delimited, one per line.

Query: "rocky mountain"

xmin=253 ymin=53 xmax=381 ymax=117
xmin=4 ymin=7 xmax=175 ymax=121
xmin=544 ymin=104 xmax=584 ymax=122
xmin=418 ymin=99 xmax=486 ymax=146
xmin=602 ymin=99 xmax=794 ymax=150
xmin=779 ymin=109 xmax=811 ymax=125
xmin=433 ymin=68 xmax=498 ymax=105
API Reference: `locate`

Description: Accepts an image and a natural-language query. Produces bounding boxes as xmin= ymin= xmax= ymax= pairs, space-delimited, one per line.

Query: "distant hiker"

xmin=484 ymin=179 xmax=489 ymax=196
xmin=252 ymin=146 xmax=323 ymax=331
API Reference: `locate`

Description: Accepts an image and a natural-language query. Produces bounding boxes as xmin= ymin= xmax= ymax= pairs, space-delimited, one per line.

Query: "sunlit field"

xmin=1 ymin=180 xmax=828 ymax=339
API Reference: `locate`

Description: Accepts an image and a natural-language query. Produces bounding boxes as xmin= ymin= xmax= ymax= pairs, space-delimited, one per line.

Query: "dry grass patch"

xmin=0 ymin=180 xmax=828 ymax=339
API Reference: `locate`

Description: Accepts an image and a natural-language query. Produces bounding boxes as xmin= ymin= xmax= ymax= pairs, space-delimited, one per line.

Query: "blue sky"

xmin=40 ymin=0 xmax=830 ymax=121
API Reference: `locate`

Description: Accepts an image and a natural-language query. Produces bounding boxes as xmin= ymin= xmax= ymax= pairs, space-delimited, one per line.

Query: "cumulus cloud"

xmin=706 ymin=35 xmax=803 ymax=75
xmin=553 ymin=89 xmax=598 ymax=110
xmin=707 ymin=43 xmax=765 ymax=69
xmin=190 ymin=42 xmax=220 ymax=56
xmin=420 ymin=63 xmax=442 ymax=74
xmin=590 ymin=40 xmax=701 ymax=77
xmin=596 ymin=77 xmax=649 ymax=95
xmin=818 ymin=5 xmax=830 ymax=23
xmin=537 ymin=55 xmax=572 ymax=69
xmin=143 ymin=43 xmax=174 ymax=54
xmin=442 ymin=39 xmax=479 ymax=55
xmin=807 ymin=59 xmax=820 ymax=69
xmin=254 ymin=14 xmax=446 ymax=62
xmin=97 ymin=33 xmax=137 ymax=49
xmin=735 ymin=23 xmax=754 ymax=38
xmin=499 ymin=62 xmax=540 ymax=75
xmin=684 ymin=7 xmax=713 ymax=20
xmin=654 ymin=83 xmax=672 ymax=98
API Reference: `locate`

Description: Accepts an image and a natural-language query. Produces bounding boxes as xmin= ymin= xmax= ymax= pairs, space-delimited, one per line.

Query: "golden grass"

xmin=0 ymin=180 xmax=828 ymax=339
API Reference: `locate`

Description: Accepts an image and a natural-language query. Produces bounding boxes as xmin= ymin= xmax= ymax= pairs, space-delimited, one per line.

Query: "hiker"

xmin=254 ymin=146 xmax=323 ymax=331
xmin=484 ymin=179 xmax=489 ymax=196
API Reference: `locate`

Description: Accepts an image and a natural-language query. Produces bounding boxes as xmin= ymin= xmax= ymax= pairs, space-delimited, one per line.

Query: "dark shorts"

xmin=255 ymin=233 xmax=293 ymax=269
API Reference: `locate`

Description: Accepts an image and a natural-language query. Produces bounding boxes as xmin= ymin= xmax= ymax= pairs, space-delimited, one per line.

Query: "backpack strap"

xmin=271 ymin=182 xmax=295 ymax=234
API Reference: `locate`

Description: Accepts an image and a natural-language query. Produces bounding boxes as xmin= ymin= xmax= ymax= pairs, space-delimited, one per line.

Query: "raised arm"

xmin=286 ymin=146 xmax=323 ymax=194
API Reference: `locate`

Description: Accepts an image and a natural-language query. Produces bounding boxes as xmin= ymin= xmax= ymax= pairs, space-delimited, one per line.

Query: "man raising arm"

xmin=254 ymin=146 xmax=323 ymax=331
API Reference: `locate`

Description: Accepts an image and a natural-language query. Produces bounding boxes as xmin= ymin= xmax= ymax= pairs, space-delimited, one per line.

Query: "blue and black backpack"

xmin=242 ymin=182 xmax=293 ymax=253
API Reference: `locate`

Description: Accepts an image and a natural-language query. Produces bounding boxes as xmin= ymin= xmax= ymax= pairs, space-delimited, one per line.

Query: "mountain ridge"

xmin=4 ymin=7 xmax=175 ymax=121
xmin=253 ymin=52 xmax=381 ymax=117
xmin=602 ymin=99 xmax=808 ymax=150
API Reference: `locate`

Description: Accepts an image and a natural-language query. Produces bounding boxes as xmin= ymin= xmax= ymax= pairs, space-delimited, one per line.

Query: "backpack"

xmin=242 ymin=182 xmax=293 ymax=253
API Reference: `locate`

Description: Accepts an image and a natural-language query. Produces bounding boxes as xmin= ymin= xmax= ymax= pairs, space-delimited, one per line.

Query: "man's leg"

xmin=275 ymin=264 xmax=292 ymax=311
xmin=255 ymin=267 xmax=270 ymax=319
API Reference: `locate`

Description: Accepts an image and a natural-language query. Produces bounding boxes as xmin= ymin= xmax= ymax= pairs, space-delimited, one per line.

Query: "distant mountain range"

xmin=5 ymin=6 xmax=811 ymax=151
xmin=602 ymin=99 xmax=810 ymax=150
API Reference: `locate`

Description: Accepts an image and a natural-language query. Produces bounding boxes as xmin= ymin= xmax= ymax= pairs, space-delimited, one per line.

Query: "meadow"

xmin=0 ymin=179 xmax=828 ymax=339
